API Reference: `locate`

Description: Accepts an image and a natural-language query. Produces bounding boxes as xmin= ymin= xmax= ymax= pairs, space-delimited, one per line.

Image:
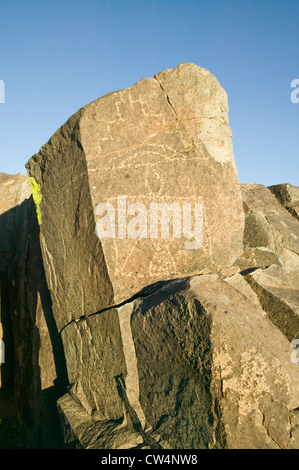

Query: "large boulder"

xmin=241 ymin=184 xmax=299 ymax=289
xmin=25 ymin=63 xmax=244 ymax=333
xmin=58 ymin=274 xmax=299 ymax=449
xmin=243 ymin=264 xmax=299 ymax=342
xmin=2 ymin=66 xmax=297 ymax=450
xmin=269 ymin=183 xmax=299 ymax=221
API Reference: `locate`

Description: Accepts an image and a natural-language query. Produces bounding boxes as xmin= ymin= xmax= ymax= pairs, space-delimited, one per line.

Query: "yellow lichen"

xmin=29 ymin=177 xmax=43 ymax=225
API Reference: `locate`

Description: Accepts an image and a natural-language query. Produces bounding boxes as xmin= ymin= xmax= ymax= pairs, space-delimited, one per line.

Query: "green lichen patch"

xmin=29 ymin=177 xmax=42 ymax=225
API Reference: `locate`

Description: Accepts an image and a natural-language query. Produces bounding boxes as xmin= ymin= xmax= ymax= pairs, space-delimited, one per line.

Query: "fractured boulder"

xmin=58 ymin=274 xmax=299 ymax=449
xmin=0 ymin=65 xmax=297 ymax=450
xmin=25 ymin=63 xmax=244 ymax=333
xmin=269 ymin=183 xmax=299 ymax=221
xmin=241 ymin=184 xmax=299 ymax=289
xmin=243 ymin=264 xmax=299 ymax=342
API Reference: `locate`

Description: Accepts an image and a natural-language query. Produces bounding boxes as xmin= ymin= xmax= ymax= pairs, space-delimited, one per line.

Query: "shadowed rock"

xmin=1 ymin=65 xmax=299 ymax=450
xmin=269 ymin=183 xmax=299 ymax=221
xmin=25 ymin=63 xmax=244 ymax=332
xmin=0 ymin=173 xmax=67 ymax=448
xmin=244 ymin=264 xmax=299 ymax=342
xmin=0 ymin=174 xmax=31 ymax=280
xmin=58 ymin=274 xmax=299 ymax=449
xmin=241 ymin=184 xmax=299 ymax=289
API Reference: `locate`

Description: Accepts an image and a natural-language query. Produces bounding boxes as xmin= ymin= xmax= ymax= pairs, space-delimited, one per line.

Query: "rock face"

xmin=241 ymin=184 xmax=299 ymax=289
xmin=131 ymin=275 xmax=299 ymax=449
xmin=25 ymin=62 xmax=244 ymax=331
xmin=269 ymin=183 xmax=299 ymax=221
xmin=0 ymin=174 xmax=66 ymax=448
xmin=0 ymin=174 xmax=31 ymax=398
xmin=244 ymin=265 xmax=299 ymax=342
xmin=1 ymin=64 xmax=299 ymax=449
xmin=0 ymin=174 xmax=31 ymax=401
xmin=0 ymin=174 xmax=31 ymax=280
xmin=57 ymin=274 xmax=299 ymax=449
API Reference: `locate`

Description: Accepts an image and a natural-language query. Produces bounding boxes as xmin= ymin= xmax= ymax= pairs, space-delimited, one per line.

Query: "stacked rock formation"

xmin=0 ymin=63 xmax=298 ymax=449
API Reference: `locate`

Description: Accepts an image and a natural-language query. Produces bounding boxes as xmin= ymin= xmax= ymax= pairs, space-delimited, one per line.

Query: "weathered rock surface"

xmin=58 ymin=274 xmax=299 ymax=449
xmin=1 ymin=65 xmax=299 ymax=450
xmin=0 ymin=174 xmax=31 ymax=280
xmin=269 ymin=183 xmax=299 ymax=221
xmin=53 ymin=175 xmax=299 ymax=450
xmin=234 ymin=247 xmax=282 ymax=272
xmin=0 ymin=174 xmax=32 ymax=397
xmin=57 ymin=393 xmax=146 ymax=449
xmin=244 ymin=264 xmax=299 ymax=342
xmin=60 ymin=308 xmax=126 ymax=422
xmin=241 ymin=184 xmax=299 ymax=289
xmin=0 ymin=174 xmax=66 ymax=448
xmin=25 ymin=62 xmax=244 ymax=333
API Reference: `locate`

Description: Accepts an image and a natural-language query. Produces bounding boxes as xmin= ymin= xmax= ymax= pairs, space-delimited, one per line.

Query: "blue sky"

xmin=0 ymin=0 xmax=298 ymax=185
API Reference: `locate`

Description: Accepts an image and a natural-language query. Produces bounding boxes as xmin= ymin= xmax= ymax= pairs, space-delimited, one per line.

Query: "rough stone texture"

xmin=244 ymin=264 xmax=299 ymax=342
xmin=241 ymin=184 xmax=299 ymax=289
xmin=289 ymin=408 xmax=299 ymax=449
xmin=1 ymin=67 xmax=299 ymax=450
xmin=26 ymin=115 xmax=114 ymax=333
xmin=0 ymin=174 xmax=31 ymax=401
xmin=269 ymin=183 xmax=299 ymax=221
xmin=0 ymin=174 xmax=66 ymax=448
xmin=26 ymin=62 xmax=244 ymax=330
xmin=60 ymin=309 xmax=126 ymax=421
xmin=0 ymin=174 xmax=31 ymax=280
xmin=133 ymin=275 xmax=299 ymax=449
xmin=224 ymin=273 xmax=261 ymax=306
xmin=234 ymin=247 xmax=282 ymax=272
xmin=58 ymin=274 xmax=299 ymax=449
xmin=57 ymin=393 xmax=144 ymax=449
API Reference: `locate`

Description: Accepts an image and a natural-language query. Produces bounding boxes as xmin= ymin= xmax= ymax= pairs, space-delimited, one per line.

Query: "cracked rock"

xmin=269 ymin=183 xmax=299 ymax=221
xmin=241 ymin=184 xmax=299 ymax=289
xmin=25 ymin=62 xmax=244 ymax=331
xmin=243 ymin=264 xmax=299 ymax=342
xmin=1 ymin=65 xmax=299 ymax=450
